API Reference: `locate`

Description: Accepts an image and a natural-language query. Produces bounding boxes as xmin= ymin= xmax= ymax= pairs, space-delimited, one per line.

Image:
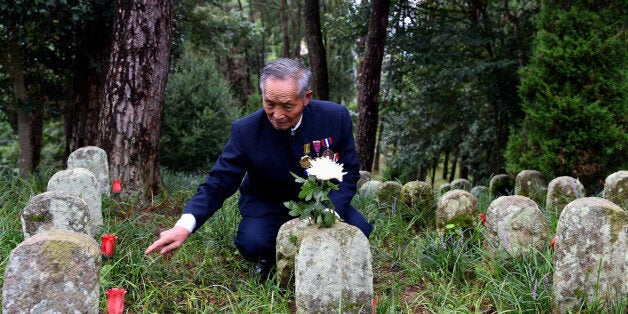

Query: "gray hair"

xmin=259 ymin=58 xmax=312 ymax=99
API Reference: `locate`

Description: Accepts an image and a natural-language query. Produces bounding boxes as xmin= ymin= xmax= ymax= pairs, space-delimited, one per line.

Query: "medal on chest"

xmin=300 ymin=143 xmax=312 ymax=168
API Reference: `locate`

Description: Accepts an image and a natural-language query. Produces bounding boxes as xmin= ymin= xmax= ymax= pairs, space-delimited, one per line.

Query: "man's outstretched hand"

xmin=144 ymin=226 xmax=190 ymax=255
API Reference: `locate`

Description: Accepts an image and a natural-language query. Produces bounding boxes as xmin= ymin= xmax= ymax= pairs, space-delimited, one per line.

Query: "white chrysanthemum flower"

xmin=306 ymin=157 xmax=346 ymax=181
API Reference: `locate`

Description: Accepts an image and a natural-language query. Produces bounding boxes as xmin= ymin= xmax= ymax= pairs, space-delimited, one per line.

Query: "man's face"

xmin=262 ymin=77 xmax=312 ymax=131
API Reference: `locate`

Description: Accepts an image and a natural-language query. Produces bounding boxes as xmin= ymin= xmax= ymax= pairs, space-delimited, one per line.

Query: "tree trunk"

xmin=65 ymin=75 xmax=104 ymax=156
xmin=442 ymin=151 xmax=449 ymax=180
xmin=98 ymin=0 xmax=173 ymax=200
xmin=291 ymin=0 xmax=302 ymax=58
xmin=304 ymin=0 xmax=329 ymax=100
xmin=431 ymin=157 xmax=438 ymax=188
xmin=2 ymin=39 xmax=42 ymax=176
xmin=65 ymin=4 xmax=113 ymax=159
xmin=460 ymin=154 xmax=469 ymax=179
xmin=448 ymin=155 xmax=457 ymax=183
xmin=355 ymin=0 xmax=390 ymax=171
xmin=373 ymin=122 xmax=384 ymax=172
xmin=280 ymin=0 xmax=291 ymax=58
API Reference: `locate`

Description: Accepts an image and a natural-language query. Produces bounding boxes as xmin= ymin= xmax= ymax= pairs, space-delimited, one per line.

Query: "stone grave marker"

xmin=2 ymin=230 xmax=101 ymax=313
xmin=483 ymin=195 xmax=549 ymax=258
xmin=357 ymin=171 xmax=373 ymax=190
xmin=436 ymin=189 xmax=478 ymax=233
xmin=450 ymin=178 xmax=472 ymax=191
xmin=552 ymin=197 xmax=627 ymax=313
xmin=603 ymin=170 xmax=627 ymax=209
xmin=47 ymin=168 xmax=103 ymax=235
xmin=514 ymin=169 xmax=547 ymax=206
xmin=489 ymin=174 xmax=514 ymax=198
xmin=21 ymin=190 xmax=92 ymax=239
xmin=295 ymin=222 xmax=373 ymax=313
xmin=359 ymin=180 xmax=381 ymax=198
xmin=67 ymin=146 xmax=111 ymax=194
xmin=546 ymin=176 xmax=585 ymax=213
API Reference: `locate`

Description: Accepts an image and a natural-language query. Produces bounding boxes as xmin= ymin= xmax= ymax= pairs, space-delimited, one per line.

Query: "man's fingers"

xmin=159 ymin=241 xmax=181 ymax=255
xmin=144 ymin=238 xmax=167 ymax=254
xmin=144 ymin=226 xmax=190 ymax=255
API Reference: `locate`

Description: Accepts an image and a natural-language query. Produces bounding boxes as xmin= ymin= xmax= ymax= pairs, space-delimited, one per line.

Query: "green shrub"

xmin=505 ymin=2 xmax=627 ymax=194
xmin=161 ymin=44 xmax=242 ymax=172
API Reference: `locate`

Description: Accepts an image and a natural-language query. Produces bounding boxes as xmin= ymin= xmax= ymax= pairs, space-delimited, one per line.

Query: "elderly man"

xmin=145 ymin=58 xmax=372 ymax=278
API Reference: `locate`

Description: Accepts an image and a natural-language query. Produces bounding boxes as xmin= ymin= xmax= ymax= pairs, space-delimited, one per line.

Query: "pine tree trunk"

xmin=98 ymin=0 xmax=173 ymax=200
xmin=4 ymin=39 xmax=42 ymax=176
xmin=65 ymin=8 xmax=112 ymax=160
xmin=280 ymin=0 xmax=291 ymax=58
xmin=304 ymin=0 xmax=329 ymax=100
xmin=355 ymin=0 xmax=390 ymax=171
xmin=65 ymin=70 xmax=107 ymax=159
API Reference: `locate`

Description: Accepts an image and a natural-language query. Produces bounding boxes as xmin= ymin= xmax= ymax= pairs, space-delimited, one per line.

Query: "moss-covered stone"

xmin=376 ymin=181 xmax=403 ymax=211
xmin=603 ymin=170 xmax=627 ymax=210
xmin=489 ymin=174 xmax=514 ymax=198
xmin=514 ymin=169 xmax=548 ymax=206
xmin=436 ymin=190 xmax=478 ymax=232
xmin=546 ymin=176 xmax=585 ymax=213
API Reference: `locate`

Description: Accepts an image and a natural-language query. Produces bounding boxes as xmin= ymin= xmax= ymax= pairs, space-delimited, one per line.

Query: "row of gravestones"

xmin=2 ymin=146 xmax=110 ymax=313
xmin=357 ymin=169 xmax=627 ymax=313
xmin=3 ymin=146 xmax=376 ymax=313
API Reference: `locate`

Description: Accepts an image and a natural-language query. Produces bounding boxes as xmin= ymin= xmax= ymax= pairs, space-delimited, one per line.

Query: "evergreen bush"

xmin=505 ymin=1 xmax=627 ymax=193
xmin=161 ymin=44 xmax=241 ymax=172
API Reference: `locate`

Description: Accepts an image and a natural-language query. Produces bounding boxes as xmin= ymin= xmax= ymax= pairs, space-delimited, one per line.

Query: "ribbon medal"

xmin=300 ymin=143 xmax=312 ymax=168
xmin=312 ymin=140 xmax=322 ymax=157
xmin=321 ymin=137 xmax=334 ymax=159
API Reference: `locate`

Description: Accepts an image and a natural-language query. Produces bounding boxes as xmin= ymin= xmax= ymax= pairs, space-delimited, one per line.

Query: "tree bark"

xmin=64 ymin=6 xmax=112 ymax=159
xmin=355 ymin=0 xmax=390 ymax=171
xmin=280 ymin=0 xmax=291 ymax=58
xmin=65 ymin=71 xmax=106 ymax=158
xmin=98 ymin=0 xmax=173 ymax=200
xmin=304 ymin=0 xmax=329 ymax=100
xmin=2 ymin=39 xmax=42 ymax=176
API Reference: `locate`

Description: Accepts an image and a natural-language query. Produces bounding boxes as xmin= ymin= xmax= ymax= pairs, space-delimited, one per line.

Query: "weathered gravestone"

xmin=276 ymin=218 xmax=312 ymax=288
xmin=357 ymin=171 xmax=373 ymax=190
xmin=552 ymin=197 xmax=627 ymax=314
xmin=359 ymin=180 xmax=382 ymax=198
xmin=603 ymin=170 xmax=627 ymax=210
xmin=2 ymin=230 xmax=101 ymax=314
xmin=546 ymin=176 xmax=585 ymax=214
xmin=400 ymin=181 xmax=436 ymax=220
xmin=436 ymin=189 xmax=478 ymax=233
xmin=483 ymin=195 xmax=549 ymax=258
xmin=376 ymin=181 xmax=403 ymax=211
xmin=294 ymin=222 xmax=373 ymax=313
xmin=489 ymin=174 xmax=514 ymax=198
xmin=67 ymin=146 xmax=111 ymax=194
xmin=47 ymin=168 xmax=103 ymax=236
xmin=438 ymin=183 xmax=452 ymax=196
xmin=450 ymin=178 xmax=472 ymax=191
xmin=470 ymin=185 xmax=490 ymax=202
xmin=514 ymin=169 xmax=548 ymax=206
xmin=21 ymin=190 xmax=92 ymax=239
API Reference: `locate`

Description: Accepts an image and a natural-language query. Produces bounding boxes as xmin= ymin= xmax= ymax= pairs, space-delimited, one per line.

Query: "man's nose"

xmin=273 ymin=108 xmax=286 ymax=118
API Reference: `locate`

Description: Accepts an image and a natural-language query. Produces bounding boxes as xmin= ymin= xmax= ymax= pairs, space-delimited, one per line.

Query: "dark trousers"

xmin=234 ymin=205 xmax=373 ymax=263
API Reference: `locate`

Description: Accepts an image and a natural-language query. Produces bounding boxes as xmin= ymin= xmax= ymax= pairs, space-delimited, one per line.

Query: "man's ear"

xmin=304 ymin=90 xmax=313 ymax=105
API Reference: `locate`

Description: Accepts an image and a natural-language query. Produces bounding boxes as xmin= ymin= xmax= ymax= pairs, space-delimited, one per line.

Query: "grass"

xmin=0 ymin=168 xmax=625 ymax=313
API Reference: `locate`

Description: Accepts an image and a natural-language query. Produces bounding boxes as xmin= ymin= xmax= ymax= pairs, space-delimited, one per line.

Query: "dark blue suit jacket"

xmin=184 ymin=100 xmax=360 ymax=232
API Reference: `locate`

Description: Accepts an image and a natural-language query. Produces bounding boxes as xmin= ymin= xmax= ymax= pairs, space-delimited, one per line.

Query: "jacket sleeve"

xmin=327 ymin=106 xmax=360 ymax=218
xmin=183 ymin=122 xmax=248 ymax=232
